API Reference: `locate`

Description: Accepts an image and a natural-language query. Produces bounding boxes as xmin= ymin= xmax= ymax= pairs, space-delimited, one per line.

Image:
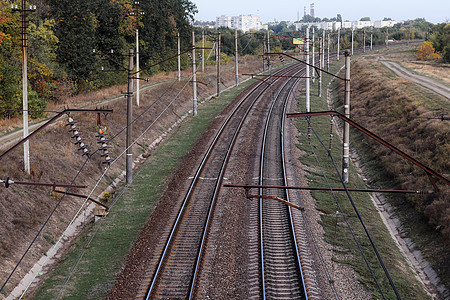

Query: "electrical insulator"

xmin=66 ymin=117 xmax=90 ymax=157
xmin=198 ymin=54 xmax=202 ymax=60
xmin=279 ymin=55 xmax=284 ymax=63
xmin=66 ymin=117 xmax=78 ymax=131
xmin=96 ymin=129 xmax=113 ymax=165
xmin=187 ymin=53 xmax=192 ymax=62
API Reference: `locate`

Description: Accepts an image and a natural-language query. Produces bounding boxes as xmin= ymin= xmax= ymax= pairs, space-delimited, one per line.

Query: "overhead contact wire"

xmin=308 ymin=118 xmax=401 ymax=299
xmin=47 ymin=56 xmax=205 ymax=298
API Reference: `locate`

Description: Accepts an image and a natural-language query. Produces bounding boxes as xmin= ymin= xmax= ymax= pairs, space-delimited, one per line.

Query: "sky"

xmin=191 ymin=0 xmax=449 ymax=24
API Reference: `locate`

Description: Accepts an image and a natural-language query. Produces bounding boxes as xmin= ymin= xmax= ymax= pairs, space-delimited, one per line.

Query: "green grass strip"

xmin=32 ymin=80 xmax=254 ymax=299
xmin=294 ymin=52 xmax=430 ymax=299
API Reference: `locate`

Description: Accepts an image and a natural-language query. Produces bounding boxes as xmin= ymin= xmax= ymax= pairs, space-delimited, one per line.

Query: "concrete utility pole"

xmin=318 ymin=36 xmax=322 ymax=97
xmin=351 ymin=27 xmax=354 ymax=55
xmin=267 ymin=30 xmax=271 ymax=70
xmin=132 ymin=1 xmax=143 ymax=106
xmin=327 ymin=32 xmax=330 ymax=72
xmin=371 ymin=31 xmax=373 ymax=50
xmin=177 ymin=31 xmax=181 ymax=81
xmin=322 ymin=29 xmax=325 ymax=65
xmin=263 ymin=36 xmax=266 ymax=72
xmin=363 ymin=30 xmax=366 ymax=52
xmin=192 ymin=31 xmax=197 ymax=116
xmin=306 ymin=26 xmax=310 ymax=112
xmin=126 ymin=49 xmax=134 ymax=184
xmin=312 ymin=27 xmax=315 ymax=82
xmin=235 ymin=29 xmax=239 ymax=86
xmin=386 ymin=28 xmax=389 ymax=47
xmin=12 ymin=0 xmax=35 ymax=174
xmin=202 ymin=30 xmax=205 ymax=72
xmin=217 ymin=32 xmax=221 ymax=96
xmin=136 ymin=28 xmax=140 ymax=106
xmin=342 ymin=50 xmax=351 ymax=183
xmin=337 ymin=28 xmax=340 ymax=60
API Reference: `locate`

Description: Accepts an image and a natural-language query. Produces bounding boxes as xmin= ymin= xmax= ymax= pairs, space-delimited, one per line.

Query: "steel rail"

xmin=145 ymin=63 xmax=301 ymax=299
xmin=281 ymin=70 xmax=310 ymax=299
xmin=187 ymin=66 xmax=295 ymax=300
xmin=258 ymin=65 xmax=307 ymax=299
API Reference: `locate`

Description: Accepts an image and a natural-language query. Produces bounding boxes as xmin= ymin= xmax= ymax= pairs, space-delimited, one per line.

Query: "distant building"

xmin=294 ymin=19 xmax=403 ymax=31
xmin=215 ymin=14 xmax=267 ymax=32
xmin=216 ymin=15 xmax=232 ymax=28
xmin=310 ymin=3 xmax=315 ymax=19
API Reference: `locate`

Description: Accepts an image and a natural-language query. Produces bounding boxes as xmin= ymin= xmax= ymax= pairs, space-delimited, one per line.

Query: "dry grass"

xmin=0 ymin=55 xmax=265 ymax=295
xmin=334 ymin=55 xmax=450 ymax=292
xmin=377 ymin=43 xmax=450 ymax=85
xmin=402 ymin=61 xmax=450 ymax=84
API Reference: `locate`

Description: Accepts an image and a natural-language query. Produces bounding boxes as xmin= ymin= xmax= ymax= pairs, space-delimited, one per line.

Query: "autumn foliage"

xmin=416 ymin=41 xmax=441 ymax=60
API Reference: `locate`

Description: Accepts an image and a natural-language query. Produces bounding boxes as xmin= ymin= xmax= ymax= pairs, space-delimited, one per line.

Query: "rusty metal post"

xmin=342 ymin=50 xmax=351 ymax=183
xmin=192 ymin=31 xmax=198 ymax=116
xmin=126 ymin=48 xmax=134 ymax=184
xmin=235 ymin=29 xmax=239 ymax=86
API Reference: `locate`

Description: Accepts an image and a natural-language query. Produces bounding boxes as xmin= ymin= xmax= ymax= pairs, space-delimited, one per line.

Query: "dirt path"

xmin=379 ymin=58 xmax=450 ymax=100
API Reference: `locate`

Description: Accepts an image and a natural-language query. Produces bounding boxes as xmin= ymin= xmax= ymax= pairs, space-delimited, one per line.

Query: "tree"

xmin=336 ymin=14 xmax=342 ymax=24
xmin=48 ymin=0 xmax=98 ymax=88
xmin=301 ymin=15 xmax=315 ymax=23
xmin=416 ymin=41 xmax=440 ymax=60
xmin=138 ymin=0 xmax=197 ymax=73
xmin=428 ymin=23 xmax=450 ymax=62
xmin=360 ymin=17 xmax=370 ymax=21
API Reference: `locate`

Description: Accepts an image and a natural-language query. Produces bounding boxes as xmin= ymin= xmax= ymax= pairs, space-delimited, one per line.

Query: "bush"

xmin=416 ymin=41 xmax=441 ymax=60
xmin=28 ymin=89 xmax=47 ymax=119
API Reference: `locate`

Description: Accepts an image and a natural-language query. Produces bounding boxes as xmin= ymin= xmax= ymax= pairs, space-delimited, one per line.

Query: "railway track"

xmin=253 ymin=66 xmax=308 ymax=299
xmin=125 ymin=42 xmax=409 ymax=299
xmin=134 ymin=61 xmax=316 ymax=299
xmin=139 ymin=63 xmax=305 ymax=299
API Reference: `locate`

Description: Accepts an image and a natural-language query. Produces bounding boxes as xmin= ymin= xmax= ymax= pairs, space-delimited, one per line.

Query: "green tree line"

xmin=428 ymin=22 xmax=450 ymax=62
xmin=0 ymin=0 xmax=197 ymax=119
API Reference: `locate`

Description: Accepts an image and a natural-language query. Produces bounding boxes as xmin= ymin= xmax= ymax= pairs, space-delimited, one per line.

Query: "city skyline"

xmin=192 ymin=0 xmax=449 ymax=24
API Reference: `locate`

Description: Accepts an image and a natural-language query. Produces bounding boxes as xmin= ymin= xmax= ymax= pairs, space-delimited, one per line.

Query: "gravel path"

xmin=379 ymin=58 xmax=450 ymax=99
